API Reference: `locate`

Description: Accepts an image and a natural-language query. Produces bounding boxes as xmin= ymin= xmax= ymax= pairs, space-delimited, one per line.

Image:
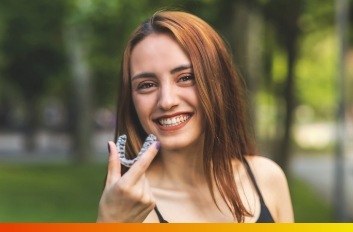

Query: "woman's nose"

xmin=157 ymin=84 xmax=179 ymax=111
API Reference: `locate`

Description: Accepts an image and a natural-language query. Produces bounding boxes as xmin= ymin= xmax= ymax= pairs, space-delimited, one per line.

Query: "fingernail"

xmin=107 ymin=142 xmax=111 ymax=153
xmin=155 ymin=142 xmax=161 ymax=150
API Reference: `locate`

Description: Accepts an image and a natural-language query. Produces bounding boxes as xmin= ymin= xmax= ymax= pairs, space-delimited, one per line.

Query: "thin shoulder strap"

xmin=154 ymin=206 xmax=168 ymax=223
xmin=242 ymin=158 xmax=265 ymax=203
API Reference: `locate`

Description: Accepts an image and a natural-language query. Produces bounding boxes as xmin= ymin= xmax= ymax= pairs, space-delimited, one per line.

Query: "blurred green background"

xmin=0 ymin=0 xmax=352 ymax=222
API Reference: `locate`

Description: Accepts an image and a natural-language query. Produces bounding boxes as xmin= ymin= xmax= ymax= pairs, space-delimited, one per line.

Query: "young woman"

xmin=97 ymin=10 xmax=294 ymax=223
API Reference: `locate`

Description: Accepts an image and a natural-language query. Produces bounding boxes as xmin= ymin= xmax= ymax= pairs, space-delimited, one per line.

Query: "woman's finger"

xmin=106 ymin=141 xmax=121 ymax=186
xmin=122 ymin=141 xmax=160 ymax=185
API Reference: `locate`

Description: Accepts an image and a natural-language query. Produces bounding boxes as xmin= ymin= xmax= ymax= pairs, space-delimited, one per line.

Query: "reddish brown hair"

xmin=115 ymin=11 xmax=256 ymax=222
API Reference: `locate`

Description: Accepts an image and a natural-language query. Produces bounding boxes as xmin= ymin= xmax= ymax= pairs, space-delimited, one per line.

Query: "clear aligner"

xmin=116 ymin=134 xmax=157 ymax=167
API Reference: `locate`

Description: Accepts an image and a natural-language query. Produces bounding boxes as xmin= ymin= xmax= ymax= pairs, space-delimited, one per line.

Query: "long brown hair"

xmin=115 ymin=10 xmax=256 ymax=222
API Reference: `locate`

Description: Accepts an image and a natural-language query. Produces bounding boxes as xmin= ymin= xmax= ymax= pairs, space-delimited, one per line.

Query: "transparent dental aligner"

xmin=116 ymin=134 xmax=157 ymax=167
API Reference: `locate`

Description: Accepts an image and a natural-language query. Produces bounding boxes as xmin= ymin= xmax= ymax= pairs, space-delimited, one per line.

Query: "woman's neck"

xmin=147 ymin=139 xmax=207 ymax=190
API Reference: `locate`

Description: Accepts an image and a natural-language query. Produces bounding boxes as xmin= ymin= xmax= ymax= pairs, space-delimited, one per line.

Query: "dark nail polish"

xmin=107 ymin=142 xmax=111 ymax=153
xmin=155 ymin=142 xmax=161 ymax=150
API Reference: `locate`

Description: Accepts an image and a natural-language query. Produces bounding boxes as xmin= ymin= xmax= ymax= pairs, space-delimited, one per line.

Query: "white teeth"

xmin=158 ymin=115 xmax=190 ymax=127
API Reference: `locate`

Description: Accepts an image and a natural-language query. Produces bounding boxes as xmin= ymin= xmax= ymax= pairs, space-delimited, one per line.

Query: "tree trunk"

xmin=276 ymin=37 xmax=298 ymax=172
xmin=24 ymin=98 xmax=38 ymax=153
xmin=274 ymin=0 xmax=302 ymax=172
xmin=65 ymin=25 xmax=93 ymax=164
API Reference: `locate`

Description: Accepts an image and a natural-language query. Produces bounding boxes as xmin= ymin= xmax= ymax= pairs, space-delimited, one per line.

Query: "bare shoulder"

xmin=244 ymin=155 xmax=294 ymax=222
xmin=244 ymin=155 xmax=289 ymax=197
xmin=245 ymin=155 xmax=287 ymax=185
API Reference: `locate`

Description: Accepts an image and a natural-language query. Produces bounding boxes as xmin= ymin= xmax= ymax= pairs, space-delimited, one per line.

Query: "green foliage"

xmin=295 ymin=0 xmax=336 ymax=120
xmin=256 ymin=0 xmax=338 ymax=122
xmin=0 ymin=0 xmax=69 ymax=100
xmin=296 ymin=33 xmax=336 ymax=119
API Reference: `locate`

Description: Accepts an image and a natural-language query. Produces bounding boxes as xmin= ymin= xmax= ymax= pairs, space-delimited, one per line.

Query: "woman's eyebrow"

xmin=131 ymin=64 xmax=192 ymax=81
xmin=170 ymin=64 xmax=192 ymax=74
xmin=131 ymin=72 xmax=156 ymax=81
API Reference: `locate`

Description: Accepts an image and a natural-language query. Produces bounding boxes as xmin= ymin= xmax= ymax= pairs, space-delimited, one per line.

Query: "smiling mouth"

xmin=156 ymin=114 xmax=192 ymax=127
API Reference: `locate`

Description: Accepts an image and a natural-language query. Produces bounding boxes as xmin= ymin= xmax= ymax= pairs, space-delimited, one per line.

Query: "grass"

xmin=0 ymin=163 xmax=107 ymax=222
xmin=0 ymin=162 xmax=333 ymax=222
xmin=289 ymin=176 xmax=333 ymax=222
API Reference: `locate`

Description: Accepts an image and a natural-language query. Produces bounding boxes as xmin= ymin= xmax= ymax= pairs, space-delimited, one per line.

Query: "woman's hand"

xmin=97 ymin=140 xmax=160 ymax=222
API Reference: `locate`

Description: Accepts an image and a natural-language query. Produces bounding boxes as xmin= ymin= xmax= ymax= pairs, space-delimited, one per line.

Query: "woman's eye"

xmin=178 ymin=74 xmax=195 ymax=83
xmin=137 ymin=82 xmax=156 ymax=90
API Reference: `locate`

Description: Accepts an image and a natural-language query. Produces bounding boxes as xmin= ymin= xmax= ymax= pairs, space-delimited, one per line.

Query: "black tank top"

xmin=154 ymin=158 xmax=274 ymax=223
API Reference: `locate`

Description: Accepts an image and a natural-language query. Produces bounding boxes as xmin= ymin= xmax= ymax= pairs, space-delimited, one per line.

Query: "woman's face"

xmin=130 ymin=33 xmax=204 ymax=152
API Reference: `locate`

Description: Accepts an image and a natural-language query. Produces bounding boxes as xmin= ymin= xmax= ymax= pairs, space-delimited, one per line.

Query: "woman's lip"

xmin=154 ymin=113 xmax=193 ymax=132
xmin=154 ymin=112 xmax=192 ymax=120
